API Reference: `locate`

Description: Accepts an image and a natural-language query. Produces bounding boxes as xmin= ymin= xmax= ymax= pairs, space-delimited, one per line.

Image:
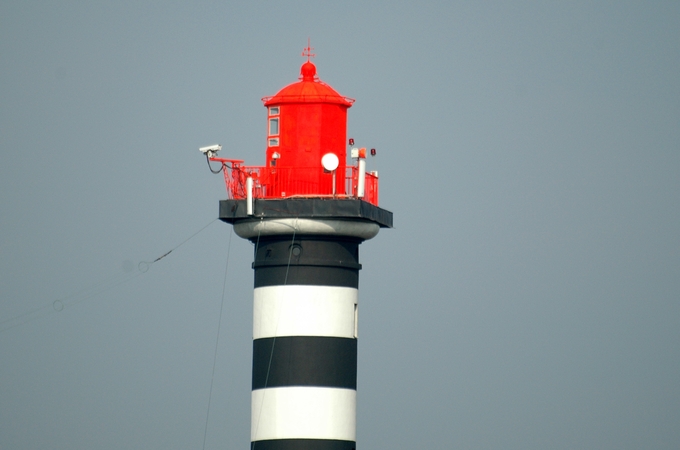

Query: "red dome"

xmin=300 ymin=61 xmax=316 ymax=81
xmin=262 ymin=61 xmax=354 ymax=107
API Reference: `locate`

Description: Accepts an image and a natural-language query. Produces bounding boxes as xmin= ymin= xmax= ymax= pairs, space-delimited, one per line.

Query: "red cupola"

xmin=262 ymin=58 xmax=354 ymax=196
xmin=207 ymin=47 xmax=379 ymax=206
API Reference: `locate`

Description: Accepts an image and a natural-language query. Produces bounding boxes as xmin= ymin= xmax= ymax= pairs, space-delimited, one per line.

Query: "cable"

xmin=206 ymin=154 xmax=225 ymax=174
xmin=156 ymin=218 xmax=218 ymax=259
xmin=0 ymin=268 xmax=140 ymax=333
xmin=202 ymin=227 xmax=233 ymax=450
xmin=253 ymin=219 xmax=298 ymax=449
xmin=0 ymin=218 xmax=219 ymax=334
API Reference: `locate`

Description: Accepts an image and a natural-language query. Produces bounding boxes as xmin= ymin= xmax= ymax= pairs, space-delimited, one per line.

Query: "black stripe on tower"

xmin=253 ymin=336 xmax=357 ymax=390
xmin=252 ymin=236 xmax=362 ymax=288
xmin=251 ymin=439 xmax=356 ymax=450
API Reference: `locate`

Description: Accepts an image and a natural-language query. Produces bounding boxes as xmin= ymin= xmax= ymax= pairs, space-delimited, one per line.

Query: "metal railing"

xmin=211 ymin=159 xmax=379 ymax=206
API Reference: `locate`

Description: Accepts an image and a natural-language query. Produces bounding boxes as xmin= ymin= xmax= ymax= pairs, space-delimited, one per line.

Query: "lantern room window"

xmin=267 ymin=106 xmax=280 ymax=146
xmin=269 ymin=117 xmax=279 ymax=136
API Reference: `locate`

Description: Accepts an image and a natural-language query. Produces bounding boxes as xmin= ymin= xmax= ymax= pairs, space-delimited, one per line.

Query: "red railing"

xmin=211 ymin=159 xmax=379 ymax=206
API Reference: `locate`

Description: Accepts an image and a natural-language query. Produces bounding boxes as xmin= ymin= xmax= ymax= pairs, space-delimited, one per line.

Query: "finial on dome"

xmin=300 ymin=38 xmax=317 ymax=81
xmin=302 ymin=37 xmax=315 ymax=62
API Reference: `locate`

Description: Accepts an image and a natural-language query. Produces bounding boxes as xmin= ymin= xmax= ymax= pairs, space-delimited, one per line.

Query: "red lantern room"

xmin=207 ymin=45 xmax=379 ymax=206
xmin=262 ymin=56 xmax=354 ymax=196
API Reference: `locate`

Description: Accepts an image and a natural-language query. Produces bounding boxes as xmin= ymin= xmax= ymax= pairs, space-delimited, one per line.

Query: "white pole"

xmin=357 ymin=159 xmax=366 ymax=198
xmin=332 ymin=170 xmax=336 ymax=197
xmin=246 ymin=176 xmax=254 ymax=215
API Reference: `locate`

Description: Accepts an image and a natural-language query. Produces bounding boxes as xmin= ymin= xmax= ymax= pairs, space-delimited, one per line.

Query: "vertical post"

xmin=246 ymin=176 xmax=254 ymax=216
xmin=332 ymin=170 xmax=336 ymax=197
xmin=357 ymin=159 xmax=366 ymax=198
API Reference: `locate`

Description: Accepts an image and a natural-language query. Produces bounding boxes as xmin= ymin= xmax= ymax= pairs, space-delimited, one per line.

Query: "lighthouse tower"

xmin=207 ymin=46 xmax=392 ymax=450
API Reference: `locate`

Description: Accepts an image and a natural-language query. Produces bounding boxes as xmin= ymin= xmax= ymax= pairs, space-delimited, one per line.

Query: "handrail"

xmin=210 ymin=158 xmax=379 ymax=206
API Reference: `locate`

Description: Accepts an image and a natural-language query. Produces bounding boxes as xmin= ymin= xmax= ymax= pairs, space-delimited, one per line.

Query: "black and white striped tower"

xmin=207 ymin=47 xmax=392 ymax=450
xmin=221 ymin=204 xmax=391 ymax=449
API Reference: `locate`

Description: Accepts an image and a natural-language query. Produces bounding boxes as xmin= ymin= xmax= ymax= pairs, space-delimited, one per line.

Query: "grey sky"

xmin=1 ymin=1 xmax=678 ymax=449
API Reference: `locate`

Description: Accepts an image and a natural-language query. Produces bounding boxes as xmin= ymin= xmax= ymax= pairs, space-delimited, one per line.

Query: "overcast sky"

xmin=1 ymin=1 xmax=679 ymax=449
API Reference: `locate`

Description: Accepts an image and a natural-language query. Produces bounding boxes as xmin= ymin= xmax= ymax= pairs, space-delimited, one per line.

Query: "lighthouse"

xmin=204 ymin=46 xmax=392 ymax=450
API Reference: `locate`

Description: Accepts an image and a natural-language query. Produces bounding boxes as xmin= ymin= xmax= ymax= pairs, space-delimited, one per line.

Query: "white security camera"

xmin=199 ymin=144 xmax=222 ymax=158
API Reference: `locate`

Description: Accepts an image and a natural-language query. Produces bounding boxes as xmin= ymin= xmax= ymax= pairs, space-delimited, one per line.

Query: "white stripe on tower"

xmin=254 ymin=286 xmax=358 ymax=339
xmin=252 ymin=387 xmax=356 ymax=442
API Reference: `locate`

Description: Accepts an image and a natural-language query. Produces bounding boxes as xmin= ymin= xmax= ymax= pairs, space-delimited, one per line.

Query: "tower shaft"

xmin=221 ymin=199 xmax=391 ymax=449
xmin=251 ymin=236 xmax=361 ymax=449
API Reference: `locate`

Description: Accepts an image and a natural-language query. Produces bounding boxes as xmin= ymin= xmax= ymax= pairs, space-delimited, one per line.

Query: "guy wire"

xmin=0 ymin=218 xmax=218 ymax=334
xmin=253 ymin=219 xmax=298 ymax=448
xmin=202 ymin=226 xmax=233 ymax=450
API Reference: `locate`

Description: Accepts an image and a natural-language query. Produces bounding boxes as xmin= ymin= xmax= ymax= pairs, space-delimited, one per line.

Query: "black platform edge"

xmin=219 ymin=198 xmax=393 ymax=228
